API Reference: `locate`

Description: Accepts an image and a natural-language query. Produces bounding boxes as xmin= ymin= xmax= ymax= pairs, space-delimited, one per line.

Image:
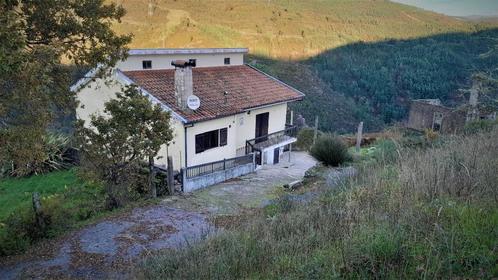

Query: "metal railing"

xmin=245 ymin=124 xmax=298 ymax=155
xmin=185 ymin=153 xmax=254 ymax=179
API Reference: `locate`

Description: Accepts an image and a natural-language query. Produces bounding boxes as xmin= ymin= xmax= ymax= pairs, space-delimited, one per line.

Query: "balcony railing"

xmin=245 ymin=124 xmax=297 ymax=155
xmin=184 ymin=153 xmax=254 ymax=179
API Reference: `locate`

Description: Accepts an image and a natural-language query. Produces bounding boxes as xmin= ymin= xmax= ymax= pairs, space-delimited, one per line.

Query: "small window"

xmin=220 ymin=128 xmax=228 ymax=146
xmin=142 ymin=60 xmax=152 ymax=69
xmin=224 ymin=57 xmax=231 ymax=65
xmin=432 ymin=112 xmax=443 ymax=131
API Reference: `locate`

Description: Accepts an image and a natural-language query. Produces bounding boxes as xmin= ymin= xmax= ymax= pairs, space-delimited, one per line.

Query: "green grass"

xmin=0 ymin=169 xmax=83 ymax=221
xmin=0 ymin=169 xmax=109 ymax=255
xmin=136 ymin=129 xmax=498 ymax=279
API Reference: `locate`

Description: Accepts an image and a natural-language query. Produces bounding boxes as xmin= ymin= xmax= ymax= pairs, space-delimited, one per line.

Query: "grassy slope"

xmin=138 ymin=128 xmax=498 ymax=279
xmin=114 ymin=0 xmax=479 ymax=58
xmin=0 ymin=169 xmax=106 ymax=255
xmin=0 ymin=169 xmax=82 ymax=221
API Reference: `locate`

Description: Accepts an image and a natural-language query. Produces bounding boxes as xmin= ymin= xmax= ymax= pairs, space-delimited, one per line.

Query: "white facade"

xmin=116 ymin=48 xmax=246 ymax=71
xmin=74 ymin=48 xmax=297 ymax=173
xmin=185 ymin=103 xmax=288 ymax=167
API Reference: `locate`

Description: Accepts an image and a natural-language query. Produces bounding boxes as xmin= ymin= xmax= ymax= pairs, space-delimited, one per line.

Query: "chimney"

xmin=172 ymin=59 xmax=196 ymax=110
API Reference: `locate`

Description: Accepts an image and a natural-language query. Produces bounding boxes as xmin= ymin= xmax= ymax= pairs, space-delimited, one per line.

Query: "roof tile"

xmin=123 ymin=65 xmax=303 ymax=122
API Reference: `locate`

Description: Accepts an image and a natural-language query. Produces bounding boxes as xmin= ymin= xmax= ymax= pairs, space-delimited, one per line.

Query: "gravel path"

xmin=0 ymin=206 xmax=213 ymax=279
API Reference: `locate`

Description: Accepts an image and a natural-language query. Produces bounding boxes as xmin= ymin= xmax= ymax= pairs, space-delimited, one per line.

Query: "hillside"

xmin=114 ymin=0 xmax=480 ymax=58
xmin=112 ymin=0 xmax=498 ymax=132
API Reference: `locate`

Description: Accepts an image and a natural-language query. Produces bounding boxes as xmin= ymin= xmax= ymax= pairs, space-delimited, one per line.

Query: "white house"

xmin=73 ymin=48 xmax=304 ymax=191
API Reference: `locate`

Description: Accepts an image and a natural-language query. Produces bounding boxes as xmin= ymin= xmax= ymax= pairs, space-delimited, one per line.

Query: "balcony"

xmin=245 ymin=124 xmax=298 ymax=155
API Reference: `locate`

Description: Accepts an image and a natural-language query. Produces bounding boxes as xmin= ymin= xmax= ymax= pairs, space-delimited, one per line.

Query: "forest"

xmin=253 ymin=28 xmax=498 ymax=132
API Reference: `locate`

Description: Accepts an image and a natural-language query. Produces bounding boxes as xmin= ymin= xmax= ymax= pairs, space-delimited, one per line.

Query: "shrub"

xmin=464 ymin=119 xmax=497 ymax=135
xmin=310 ymin=134 xmax=352 ymax=166
xmin=0 ymin=131 xmax=71 ymax=178
xmin=296 ymin=127 xmax=321 ymax=151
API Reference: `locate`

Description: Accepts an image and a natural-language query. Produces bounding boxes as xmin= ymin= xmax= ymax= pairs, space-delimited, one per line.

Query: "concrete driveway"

xmin=162 ymin=151 xmax=317 ymax=215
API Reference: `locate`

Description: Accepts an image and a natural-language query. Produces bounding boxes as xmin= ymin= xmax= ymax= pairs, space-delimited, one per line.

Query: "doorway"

xmin=255 ymin=112 xmax=269 ymax=143
xmin=273 ymin=148 xmax=280 ymax=164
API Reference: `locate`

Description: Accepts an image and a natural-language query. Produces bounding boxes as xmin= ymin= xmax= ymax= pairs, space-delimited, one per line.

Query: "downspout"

xmin=181 ymin=125 xmax=188 ymax=193
xmin=184 ymin=126 xmax=188 ymax=168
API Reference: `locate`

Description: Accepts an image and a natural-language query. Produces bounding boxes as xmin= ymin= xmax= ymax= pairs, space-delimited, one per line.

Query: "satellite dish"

xmin=187 ymin=95 xmax=200 ymax=110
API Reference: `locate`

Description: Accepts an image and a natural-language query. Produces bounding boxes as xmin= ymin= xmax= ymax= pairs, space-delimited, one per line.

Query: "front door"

xmin=255 ymin=112 xmax=269 ymax=143
xmin=273 ymin=148 xmax=280 ymax=164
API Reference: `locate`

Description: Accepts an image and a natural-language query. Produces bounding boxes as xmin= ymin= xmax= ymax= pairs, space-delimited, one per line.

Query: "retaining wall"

xmin=182 ymin=162 xmax=255 ymax=192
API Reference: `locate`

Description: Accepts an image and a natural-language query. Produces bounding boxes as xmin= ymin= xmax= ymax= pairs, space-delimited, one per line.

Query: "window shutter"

xmin=220 ymin=128 xmax=228 ymax=146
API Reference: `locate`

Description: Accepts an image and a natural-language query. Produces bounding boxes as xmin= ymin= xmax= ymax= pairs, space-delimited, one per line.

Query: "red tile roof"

xmin=122 ymin=65 xmax=304 ymax=123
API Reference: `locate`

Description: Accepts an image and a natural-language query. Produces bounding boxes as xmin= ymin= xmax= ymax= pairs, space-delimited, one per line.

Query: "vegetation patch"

xmin=310 ymin=134 xmax=352 ymax=166
xmin=136 ymin=128 xmax=498 ymax=279
xmin=0 ymin=169 xmax=105 ymax=255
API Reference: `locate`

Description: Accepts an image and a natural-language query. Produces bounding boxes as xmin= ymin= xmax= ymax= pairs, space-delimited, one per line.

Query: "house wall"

xmin=441 ymin=111 xmax=466 ymax=134
xmin=234 ymin=103 xmax=288 ymax=152
xmin=76 ymin=73 xmax=290 ymax=171
xmin=76 ymin=77 xmax=121 ymax=122
xmin=407 ymin=101 xmax=451 ymax=131
xmin=185 ymin=103 xmax=288 ymax=167
xmin=407 ymin=101 xmax=467 ymax=134
xmin=116 ymin=53 xmax=244 ymax=71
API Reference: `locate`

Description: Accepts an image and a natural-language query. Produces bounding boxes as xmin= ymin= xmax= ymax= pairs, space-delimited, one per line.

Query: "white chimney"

xmin=172 ymin=59 xmax=196 ymax=110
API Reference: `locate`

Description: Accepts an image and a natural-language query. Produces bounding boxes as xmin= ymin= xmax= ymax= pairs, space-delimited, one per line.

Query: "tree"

xmin=0 ymin=0 xmax=131 ymax=176
xmin=76 ymin=85 xmax=173 ymax=208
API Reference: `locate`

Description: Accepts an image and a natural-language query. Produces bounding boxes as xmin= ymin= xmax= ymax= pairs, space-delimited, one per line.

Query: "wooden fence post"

xmin=356 ymin=121 xmax=364 ymax=153
xmin=32 ymin=192 xmax=46 ymax=232
xmin=149 ymin=156 xmax=157 ymax=198
xmin=167 ymin=156 xmax=174 ymax=195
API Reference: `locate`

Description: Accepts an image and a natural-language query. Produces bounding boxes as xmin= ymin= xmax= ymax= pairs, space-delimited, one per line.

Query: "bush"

xmin=464 ymin=119 xmax=497 ymax=135
xmin=296 ymin=127 xmax=321 ymax=151
xmin=0 ymin=131 xmax=71 ymax=178
xmin=310 ymin=134 xmax=352 ymax=166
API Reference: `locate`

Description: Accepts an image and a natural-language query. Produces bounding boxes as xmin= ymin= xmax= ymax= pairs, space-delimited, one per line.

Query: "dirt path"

xmin=0 ymin=206 xmax=213 ymax=279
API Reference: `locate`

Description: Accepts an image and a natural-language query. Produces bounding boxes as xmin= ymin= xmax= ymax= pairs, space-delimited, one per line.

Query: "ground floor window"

xmin=195 ymin=128 xmax=228 ymax=153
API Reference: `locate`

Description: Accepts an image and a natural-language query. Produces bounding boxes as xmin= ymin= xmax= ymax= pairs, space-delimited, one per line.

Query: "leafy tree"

xmin=76 ymin=85 xmax=173 ymax=208
xmin=0 ymin=0 xmax=131 ymax=176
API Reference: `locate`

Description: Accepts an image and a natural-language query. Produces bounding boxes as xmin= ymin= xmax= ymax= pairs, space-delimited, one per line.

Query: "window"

xmin=432 ymin=112 xmax=443 ymax=132
xmin=142 ymin=60 xmax=152 ymax=69
xmin=220 ymin=128 xmax=228 ymax=146
xmin=224 ymin=57 xmax=231 ymax=65
xmin=195 ymin=128 xmax=228 ymax=153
